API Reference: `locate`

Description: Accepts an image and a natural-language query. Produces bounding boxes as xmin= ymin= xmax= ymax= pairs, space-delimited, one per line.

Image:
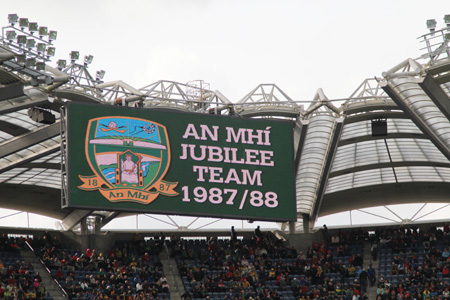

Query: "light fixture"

xmin=8 ymin=14 xmax=18 ymax=25
xmin=96 ymin=70 xmax=106 ymax=80
xmin=36 ymin=62 xmax=45 ymax=71
xmin=70 ymin=51 xmax=79 ymax=61
xmin=84 ymin=55 xmax=94 ymax=65
xmin=38 ymin=26 xmax=48 ymax=37
xmin=445 ymin=15 xmax=450 ymax=27
xmin=49 ymin=31 xmax=57 ymax=41
xmin=372 ymin=118 xmax=388 ymax=137
xmin=427 ymin=19 xmax=437 ymax=33
xmin=427 ymin=19 xmax=437 ymax=28
xmin=57 ymin=59 xmax=67 ymax=70
xmin=37 ymin=43 xmax=46 ymax=53
xmin=26 ymin=39 xmax=36 ymax=49
xmin=47 ymin=47 xmax=55 ymax=56
xmin=16 ymin=54 xmax=26 ymax=64
xmin=28 ymin=22 xmax=38 ymax=33
xmin=6 ymin=31 xmax=16 ymax=41
xmin=19 ymin=18 xmax=28 ymax=28
xmin=17 ymin=35 xmax=27 ymax=44
xmin=28 ymin=107 xmax=55 ymax=124
xmin=26 ymin=57 xmax=36 ymax=68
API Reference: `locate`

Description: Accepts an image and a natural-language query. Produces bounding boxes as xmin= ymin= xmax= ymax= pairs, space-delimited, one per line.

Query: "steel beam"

xmin=0 ymin=120 xmax=30 ymax=136
xmin=0 ymin=83 xmax=24 ymax=101
xmin=100 ymin=212 xmax=122 ymax=228
xmin=320 ymin=182 xmax=450 ymax=217
xmin=419 ymin=73 xmax=450 ymax=121
xmin=339 ymin=132 xmax=426 ymax=147
xmin=0 ymin=122 xmax=60 ymax=159
xmin=61 ymin=210 xmax=93 ymax=231
xmin=311 ymin=118 xmax=344 ymax=224
xmin=329 ymin=161 xmax=450 ymax=178
xmin=0 ymin=88 xmax=48 ymax=114
xmin=0 ymin=144 xmax=60 ymax=173
xmin=381 ymin=82 xmax=450 ymax=161
xmin=344 ymin=111 xmax=407 ymax=124
xmin=22 ymin=162 xmax=60 ymax=170
xmin=342 ymin=100 xmax=398 ymax=115
xmin=293 ymin=119 xmax=309 ymax=174
xmin=54 ymin=90 xmax=101 ymax=103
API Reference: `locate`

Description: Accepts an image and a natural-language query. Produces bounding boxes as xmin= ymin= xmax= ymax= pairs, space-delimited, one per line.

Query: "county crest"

xmin=78 ymin=116 xmax=178 ymax=204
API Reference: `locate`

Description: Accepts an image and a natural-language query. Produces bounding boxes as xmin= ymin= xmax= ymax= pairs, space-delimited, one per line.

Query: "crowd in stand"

xmin=10 ymin=223 xmax=450 ymax=300
xmin=173 ymin=225 xmax=450 ymax=300
xmin=174 ymin=227 xmax=373 ymax=300
xmin=373 ymin=226 xmax=450 ymax=300
xmin=32 ymin=232 xmax=171 ymax=300
xmin=0 ymin=234 xmax=47 ymax=299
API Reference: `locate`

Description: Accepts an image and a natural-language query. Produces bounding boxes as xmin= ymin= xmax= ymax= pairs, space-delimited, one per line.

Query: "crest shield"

xmin=78 ymin=116 xmax=178 ymax=204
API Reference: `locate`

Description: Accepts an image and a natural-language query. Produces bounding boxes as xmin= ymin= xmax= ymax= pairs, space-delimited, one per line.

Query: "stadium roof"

xmin=1 ymin=14 xmax=450 ymax=232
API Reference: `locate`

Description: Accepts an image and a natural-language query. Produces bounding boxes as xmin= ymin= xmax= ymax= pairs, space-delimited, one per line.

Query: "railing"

xmin=24 ymin=241 xmax=69 ymax=298
xmin=418 ymin=26 xmax=450 ymax=65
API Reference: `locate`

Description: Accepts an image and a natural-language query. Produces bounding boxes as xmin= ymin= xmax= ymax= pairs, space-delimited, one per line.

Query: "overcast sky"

xmin=8 ymin=0 xmax=450 ymax=103
xmin=4 ymin=1 xmax=450 ymax=230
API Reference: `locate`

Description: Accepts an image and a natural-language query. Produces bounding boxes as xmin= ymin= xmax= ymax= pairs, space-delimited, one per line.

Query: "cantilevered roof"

xmin=1 ymin=19 xmax=450 ymax=232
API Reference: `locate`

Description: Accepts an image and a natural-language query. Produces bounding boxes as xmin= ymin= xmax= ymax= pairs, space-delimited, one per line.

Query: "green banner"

xmin=66 ymin=102 xmax=296 ymax=221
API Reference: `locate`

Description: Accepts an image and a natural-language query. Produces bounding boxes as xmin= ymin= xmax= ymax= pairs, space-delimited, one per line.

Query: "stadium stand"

xmin=29 ymin=232 xmax=171 ymax=300
xmin=2 ymin=12 xmax=450 ymax=300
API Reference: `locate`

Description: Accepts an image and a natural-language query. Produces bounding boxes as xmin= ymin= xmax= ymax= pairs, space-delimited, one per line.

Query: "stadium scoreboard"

xmin=64 ymin=102 xmax=297 ymax=221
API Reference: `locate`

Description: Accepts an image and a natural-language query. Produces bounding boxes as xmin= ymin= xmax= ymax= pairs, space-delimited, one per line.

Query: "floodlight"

xmin=8 ymin=14 xmax=18 ymax=25
xmin=6 ymin=31 xmax=16 ymax=41
xmin=49 ymin=30 xmax=57 ymax=41
xmin=427 ymin=19 xmax=437 ymax=32
xmin=26 ymin=39 xmax=36 ymax=49
xmin=26 ymin=58 xmax=36 ymax=68
xmin=38 ymin=26 xmax=48 ymax=36
xmin=17 ymin=35 xmax=27 ymax=44
xmin=16 ymin=54 xmax=26 ymax=64
xmin=37 ymin=43 xmax=46 ymax=53
xmin=372 ymin=118 xmax=388 ymax=136
xmin=36 ymin=62 xmax=45 ymax=71
xmin=19 ymin=18 xmax=28 ymax=28
xmin=28 ymin=107 xmax=55 ymax=124
xmin=28 ymin=22 xmax=38 ymax=32
xmin=47 ymin=47 xmax=55 ymax=56
xmin=57 ymin=59 xmax=67 ymax=70
xmin=84 ymin=55 xmax=94 ymax=65
xmin=445 ymin=15 xmax=450 ymax=26
xmin=96 ymin=70 xmax=106 ymax=80
xmin=70 ymin=51 xmax=79 ymax=61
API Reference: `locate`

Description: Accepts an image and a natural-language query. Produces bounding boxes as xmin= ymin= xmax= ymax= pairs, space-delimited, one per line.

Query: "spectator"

xmin=371 ymin=242 xmax=379 ymax=261
xmin=368 ymin=264 xmax=376 ymax=286
xmin=359 ymin=268 xmax=368 ymax=293
xmin=230 ymin=226 xmax=237 ymax=242
xmin=255 ymin=226 xmax=262 ymax=239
